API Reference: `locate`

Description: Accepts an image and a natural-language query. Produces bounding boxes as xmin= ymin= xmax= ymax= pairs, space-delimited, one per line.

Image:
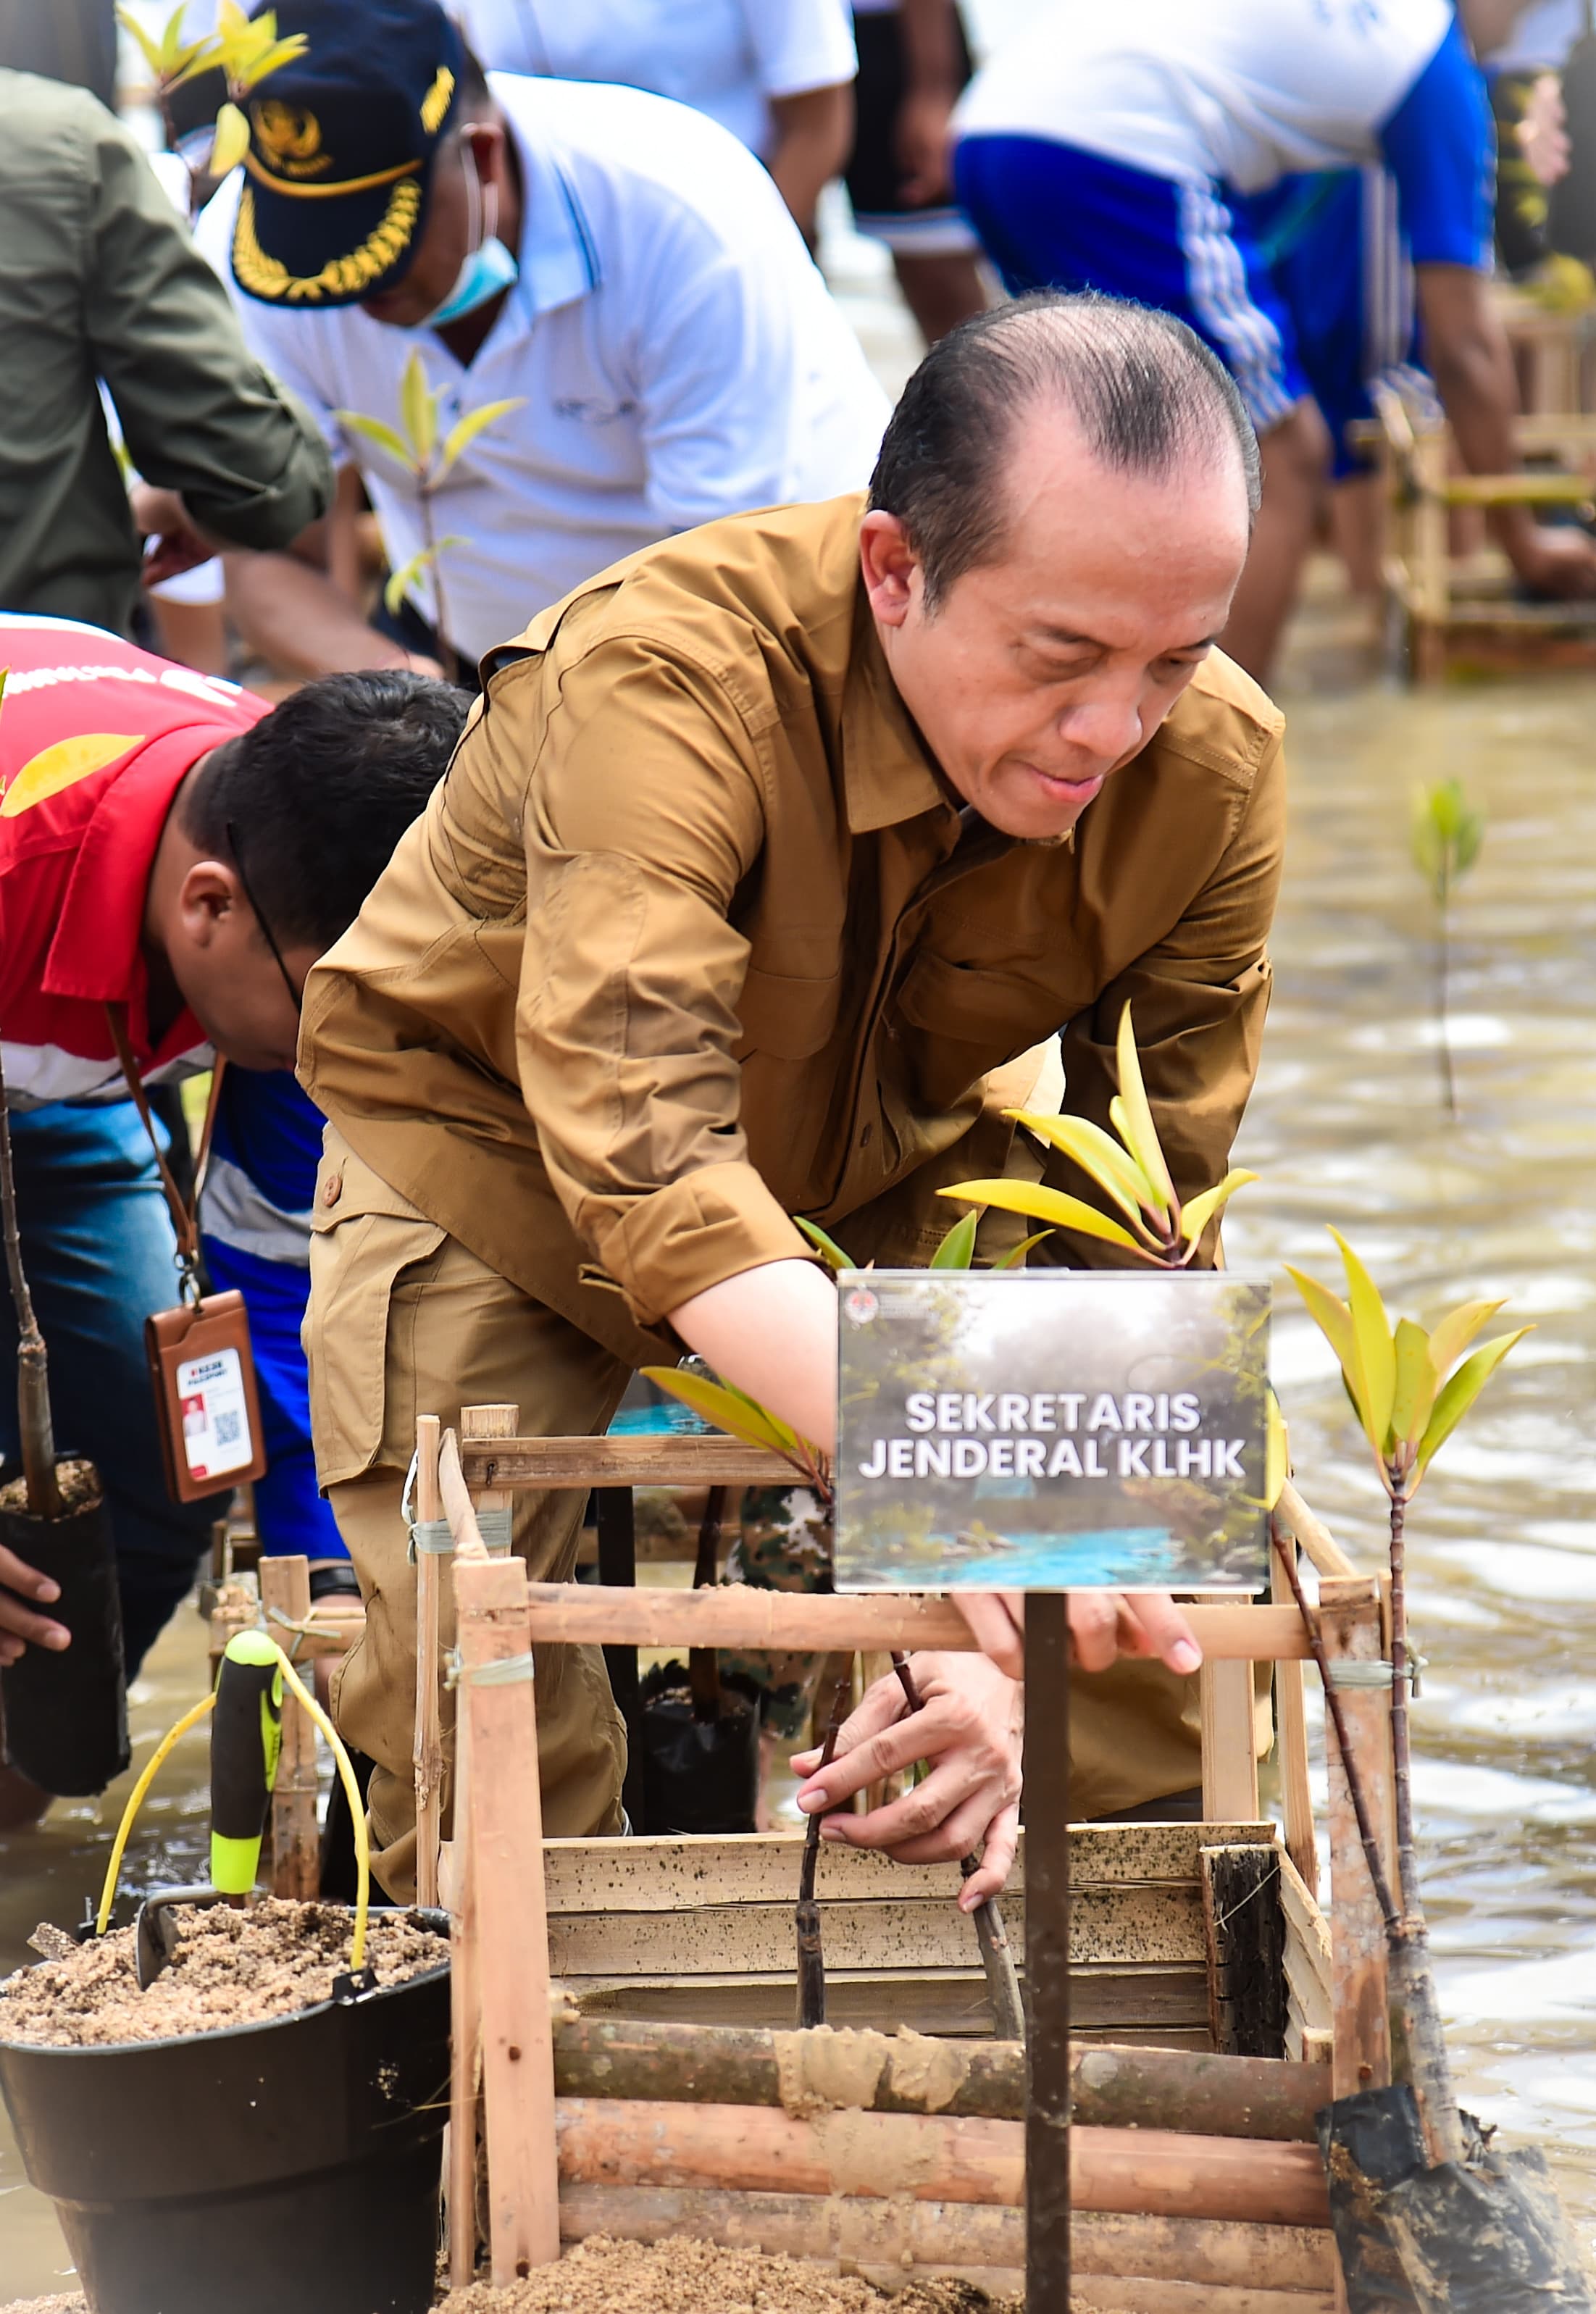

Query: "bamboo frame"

xmin=422 ymin=1413 xmax=1371 ymax=2292
xmin=413 ymin=1414 xmax=445 ymax=1910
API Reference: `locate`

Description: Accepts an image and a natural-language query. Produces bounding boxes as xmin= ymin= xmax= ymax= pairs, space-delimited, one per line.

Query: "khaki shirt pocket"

xmin=306 ymin=1136 xmax=446 ymax=1487
xmin=734 ymin=966 xmax=841 ymax=1060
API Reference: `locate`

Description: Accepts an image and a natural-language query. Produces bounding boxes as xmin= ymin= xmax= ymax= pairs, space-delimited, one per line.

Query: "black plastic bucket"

xmin=0 ymin=1481 xmax=128 ymax=1795
xmin=0 ymin=1908 xmax=451 ymax=2314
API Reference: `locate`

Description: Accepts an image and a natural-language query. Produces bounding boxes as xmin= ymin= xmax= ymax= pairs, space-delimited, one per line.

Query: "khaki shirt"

xmin=302 ymin=493 xmax=1284 ymax=1380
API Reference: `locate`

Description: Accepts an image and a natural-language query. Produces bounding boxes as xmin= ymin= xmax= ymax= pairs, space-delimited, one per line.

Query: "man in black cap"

xmin=199 ymin=0 xmax=887 ymax=684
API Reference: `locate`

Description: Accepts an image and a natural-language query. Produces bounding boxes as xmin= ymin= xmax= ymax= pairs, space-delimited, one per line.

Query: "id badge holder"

xmin=145 ymin=1288 xmax=268 ymax=1505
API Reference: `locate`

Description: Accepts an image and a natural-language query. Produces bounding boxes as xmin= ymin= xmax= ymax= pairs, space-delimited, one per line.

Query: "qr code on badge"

xmin=214 ymin=1409 xmax=242 ymax=1448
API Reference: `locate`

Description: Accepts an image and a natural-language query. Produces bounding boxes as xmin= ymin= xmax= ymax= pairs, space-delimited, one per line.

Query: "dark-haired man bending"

xmin=0 ymin=614 xmax=466 ymax=1817
xmin=303 ymin=291 xmax=1286 ymax=1901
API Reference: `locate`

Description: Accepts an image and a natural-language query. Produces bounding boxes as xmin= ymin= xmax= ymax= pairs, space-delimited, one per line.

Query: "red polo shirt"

xmin=0 ymin=615 xmax=268 ymax=1106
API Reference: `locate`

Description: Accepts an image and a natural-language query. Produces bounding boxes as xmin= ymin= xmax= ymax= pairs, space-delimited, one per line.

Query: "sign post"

xmin=833 ymin=1264 xmax=1271 ymax=2312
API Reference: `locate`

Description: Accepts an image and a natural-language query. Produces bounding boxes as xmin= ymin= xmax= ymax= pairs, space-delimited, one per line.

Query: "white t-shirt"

xmin=453 ymin=0 xmax=857 ymax=158
xmin=953 ymin=0 xmax=1455 ymax=193
xmin=199 ymin=74 xmax=888 ymax=661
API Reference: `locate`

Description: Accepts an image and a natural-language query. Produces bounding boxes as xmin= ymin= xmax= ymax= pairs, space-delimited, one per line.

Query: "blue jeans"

xmin=0 ymin=1101 xmax=225 ymax=1676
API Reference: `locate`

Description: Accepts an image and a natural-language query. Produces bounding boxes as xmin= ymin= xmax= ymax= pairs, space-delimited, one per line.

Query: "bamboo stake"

xmin=461 ymin=1403 xmax=519 ymax=1551
xmin=519 ymin=1584 xmax=1309 ymax=1661
xmin=259 ymin=1554 xmax=319 ymax=1899
xmin=1200 ymin=1659 xmax=1260 ymax=1824
xmin=1270 ymin=1533 xmax=1318 ymax=1900
xmin=446 ymin=1645 xmax=482 ymax=2289
xmin=458 ymin=1552 xmax=561 ymax=2279
xmin=413 ymin=1413 xmax=446 ymax=1910
xmin=551 ymin=2100 xmax=1331 ymax=2227
xmin=439 ymin=1429 xmax=488 ymax=1558
xmin=1275 ymin=1481 xmax=1357 ymax=1582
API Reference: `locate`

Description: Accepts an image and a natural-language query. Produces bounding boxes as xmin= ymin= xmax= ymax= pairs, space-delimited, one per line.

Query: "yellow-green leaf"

xmin=1006 ymin=1107 xmax=1161 ymax=1227
xmin=1426 ymin=1296 xmax=1505 ymax=1382
xmin=1329 ymin=1229 xmax=1397 ymax=1455
xmin=235 ymin=32 xmax=309 ymax=88
xmin=209 ymin=99 xmax=250 ymax=176
xmin=1112 ymin=1003 xmax=1175 ymax=1208
xmin=717 ymin=1377 xmax=806 ymax=1463
xmin=436 ymin=398 xmax=527 ymax=476
xmin=995 ymin=1229 xmax=1053 ymax=1270
xmin=1284 ymin=1266 xmax=1358 ymax=1394
xmin=382 ymin=548 xmax=436 ymax=617
xmin=1389 ymin=1317 xmax=1437 ymax=1450
xmin=1 ymin=735 xmax=138 ymax=817
xmin=337 ymin=409 xmax=414 ymax=467
xmin=939 ymin=1179 xmax=1147 ymax=1253
xmin=638 ymin=1366 xmax=799 ymax=1463
xmin=1264 ymin=1388 xmax=1288 ymax=1511
xmin=929 ymin=1208 xmax=979 ymax=1270
xmin=794 ymin=1216 xmax=852 ymax=1273
xmin=400 ymin=348 xmax=435 ymax=464
xmin=1415 ymin=1328 xmax=1532 ymax=1476
xmin=1179 ymin=1169 xmax=1258 ymax=1247
xmin=116 ymin=4 xmax=165 ymax=75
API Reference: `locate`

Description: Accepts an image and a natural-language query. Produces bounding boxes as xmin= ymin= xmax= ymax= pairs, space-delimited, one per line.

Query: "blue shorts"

xmin=952 ymin=135 xmax=1308 ymax=433
xmin=1240 ymin=170 xmax=1421 ymax=480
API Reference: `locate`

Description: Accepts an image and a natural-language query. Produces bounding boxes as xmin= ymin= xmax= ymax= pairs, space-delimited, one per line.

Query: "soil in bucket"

xmin=0 ymin=1899 xmax=450 ymax=2314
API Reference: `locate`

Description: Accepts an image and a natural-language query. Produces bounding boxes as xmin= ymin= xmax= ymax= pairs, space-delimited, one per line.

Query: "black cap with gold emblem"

xmin=230 ymin=0 xmax=463 ymax=308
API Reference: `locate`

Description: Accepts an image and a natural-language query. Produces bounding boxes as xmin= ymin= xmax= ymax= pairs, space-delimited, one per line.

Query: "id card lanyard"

xmin=106 ymin=1004 xmax=268 ymax=1504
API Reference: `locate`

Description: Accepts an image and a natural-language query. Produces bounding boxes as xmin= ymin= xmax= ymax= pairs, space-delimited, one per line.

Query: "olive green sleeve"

xmin=85 ymin=113 xmax=333 ymax=550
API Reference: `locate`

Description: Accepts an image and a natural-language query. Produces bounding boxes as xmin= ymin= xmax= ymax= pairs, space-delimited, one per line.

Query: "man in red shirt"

xmin=0 ymin=614 xmax=466 ymax=1814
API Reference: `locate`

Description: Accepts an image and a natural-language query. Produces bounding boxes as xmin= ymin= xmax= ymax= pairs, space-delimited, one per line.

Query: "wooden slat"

xmin=542 ymin=1824 xmax=1277 ymax=1909
xmin=525 ymin=1582 xmax=1309 ymax=1659
xmin=565 ymin=1965 xmax=1212 ymax=2039
xmin=548 ymin=1883 xmax=1204 ymax=1977
xmin=1200 ymin=1661 xmax=1261 ymax=1821
xmin=1277 ymin=1482 xmax=1358 ymax=1582
xmin=1271 ymin=1529 xmax=1318 ymax=1900
xmin=1318 ymin=1579 xmax=1395 ymax=2105
xmin=461 ymin=1434 xmax=794 ymax=1487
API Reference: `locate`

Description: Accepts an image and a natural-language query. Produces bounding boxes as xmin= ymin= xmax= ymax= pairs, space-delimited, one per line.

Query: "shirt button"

xmin=322 ymin=1171 xmax=343 ymax=1208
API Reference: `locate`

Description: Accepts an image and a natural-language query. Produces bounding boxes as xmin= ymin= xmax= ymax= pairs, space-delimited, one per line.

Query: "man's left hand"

xmin=790 ymin=1650 xmax=1022 ymax=1907
xmin=130 ymin=484 xmax=217 ymax=588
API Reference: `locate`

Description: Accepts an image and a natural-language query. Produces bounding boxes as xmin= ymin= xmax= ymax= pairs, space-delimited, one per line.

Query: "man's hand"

xmin=0 ymin=1539 xmax=70 ymax=1668
xmin=130 ymin=484 xmax=217 ymax=588
xmin=790 ymin=1651 xmax=1022 ymax=1905
xmin=895 ymin=86 xmax=955 ymax=204
xmin=1512 ymin=522 xmax=1596 ymax=601
xmin=951 ymin=1589 xmax=1203 ymax=1682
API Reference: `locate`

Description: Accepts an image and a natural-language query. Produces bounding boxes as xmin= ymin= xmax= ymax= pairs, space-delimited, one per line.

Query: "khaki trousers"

xmin=306 ymin=1131 xmax=630 ymax=1900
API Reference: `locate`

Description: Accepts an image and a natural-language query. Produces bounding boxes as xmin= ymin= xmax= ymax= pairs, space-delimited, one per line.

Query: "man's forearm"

xmin=1418 ymin=267 xmax=1539 ymax=563
xmin=669 ymin=1258 xmax=838 ymax=1455
xmin=222 ymin=548 xmax=419 ymax=681
xmin=766 ymin=84 xmax=856 ymax=243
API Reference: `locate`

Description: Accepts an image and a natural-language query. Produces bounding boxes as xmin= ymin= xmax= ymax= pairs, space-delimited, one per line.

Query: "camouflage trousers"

xmin=720 ymin=1483 xmax=834 ymax=1738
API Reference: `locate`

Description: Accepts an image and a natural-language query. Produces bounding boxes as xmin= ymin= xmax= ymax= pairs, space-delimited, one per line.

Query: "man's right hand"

xmin=953 ymin=1589 xmax=1203 ymax=1682
xmin=0 ymin=1541 xmax=70 ymax=1666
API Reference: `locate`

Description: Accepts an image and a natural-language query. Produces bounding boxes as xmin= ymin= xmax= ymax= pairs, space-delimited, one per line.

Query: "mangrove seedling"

xmin=1287 ymin=1227 xmax=1529 ymax=2159
xmin=116 ymin=3 xmax=309 ymax=209
xmin=338 ymin=351 xmax=525 ymax=685
xmin=1411 ymin=776 xmax=1484 ymax=1120
xmin=937 ymin=1000 xmax=1258 ymax=1264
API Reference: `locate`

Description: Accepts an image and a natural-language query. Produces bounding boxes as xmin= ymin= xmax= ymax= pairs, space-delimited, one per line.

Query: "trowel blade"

xmin=133 ymin=1884 xmax=221 ymax=1989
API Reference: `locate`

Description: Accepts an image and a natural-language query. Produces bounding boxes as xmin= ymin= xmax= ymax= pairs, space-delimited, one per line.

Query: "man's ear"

xmin=858 ymin=511 xmax=922 ymax=630
xmin=176 ymin=861 xmax=243 ymax=950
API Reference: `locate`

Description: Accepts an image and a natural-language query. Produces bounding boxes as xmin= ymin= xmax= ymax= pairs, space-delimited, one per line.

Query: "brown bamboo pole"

xmin=446 ymin=1642 xmax=481 ymax=2289
xmin=458 ymin=1552 xmax=560 ymax=2279
xmin=461 ymin=1402 xmax=519 ymax=1551
xmin=1316 ymin=1577 xmax=1396 ymax=2105
xmin=552 ymin=2100 xmax=1331 ymax=2227
xmin=412 ymin=1413 xmax=446 ymax=1911
xmin=521 ymin=1583 xmax=1309 ymax=1661
xmin=548 ymin=2014 xmax=1325 ymax=2142
xmin=1276 ymin=1481 xmax=1358 ymax=1582
xmin=1270 ymin=1532 xmax=1319 ymax=1900
xmin=554 ymin=2186 xmax=1334 ymax=2294
xmin=259 ymin=1553 xmax=319 ymax=1898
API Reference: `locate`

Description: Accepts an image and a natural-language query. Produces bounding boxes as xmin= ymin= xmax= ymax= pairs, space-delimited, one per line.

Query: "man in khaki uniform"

xmin=301 ymin=293 xmax=1285 ymax=1902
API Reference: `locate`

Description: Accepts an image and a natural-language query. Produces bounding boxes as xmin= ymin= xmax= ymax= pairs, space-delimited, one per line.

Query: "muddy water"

xmin=5 ymin=608 xmax=1596 ymax=2286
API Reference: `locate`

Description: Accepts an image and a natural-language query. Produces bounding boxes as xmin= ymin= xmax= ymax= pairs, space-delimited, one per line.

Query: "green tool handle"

xmin=210 ymin=1632 xmax=284 ymax=1896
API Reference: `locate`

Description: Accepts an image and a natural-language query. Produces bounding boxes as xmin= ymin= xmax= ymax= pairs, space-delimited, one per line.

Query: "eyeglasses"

xmin=225 ymin=819 xmax=301 ymax=1015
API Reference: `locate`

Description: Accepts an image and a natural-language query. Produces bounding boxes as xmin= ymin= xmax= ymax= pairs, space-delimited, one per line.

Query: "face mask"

xmin=425 ymin=141 xmax=519 ymax=327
